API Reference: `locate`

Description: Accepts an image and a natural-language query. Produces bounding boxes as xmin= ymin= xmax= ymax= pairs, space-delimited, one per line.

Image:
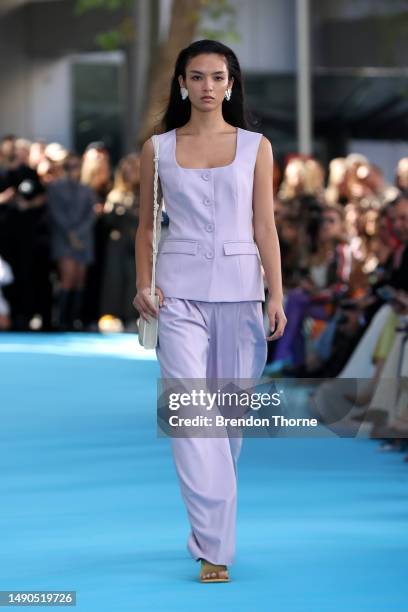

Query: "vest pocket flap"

xmin=160 ymin=239 xmax=198 ymax=255
xmin=223 ymin=241 xmax=259 ymax=255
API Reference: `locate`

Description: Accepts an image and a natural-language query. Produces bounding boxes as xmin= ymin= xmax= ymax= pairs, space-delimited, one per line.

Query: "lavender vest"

xmin=155 ymin=127 xmax=265 ymax=302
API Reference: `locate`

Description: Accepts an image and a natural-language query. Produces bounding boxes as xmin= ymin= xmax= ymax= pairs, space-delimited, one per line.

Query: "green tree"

xmin=75 ymin=0 xmax=238 ymax=146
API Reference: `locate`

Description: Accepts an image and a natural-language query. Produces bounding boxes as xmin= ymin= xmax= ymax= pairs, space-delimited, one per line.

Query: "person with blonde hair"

xmin=99 ymin=153 xmax=141 ymax=328
xmin=80 ymin=142 xmax=112 ymax=328
xmin=325 ymin=157 xmax=348 ymax=206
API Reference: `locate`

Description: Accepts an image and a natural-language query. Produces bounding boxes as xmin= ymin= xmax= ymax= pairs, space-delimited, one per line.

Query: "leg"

xmin=206 ymin=300 xmax=267 ymax=471
xmin=156 ymin=299 xmax=266 ymax=568
xmin=69 ymin=261 xmax=87 ymax=328
xmin=156 ymin=299 xmax=232 ymax=564
xmin=199 ymin=300 xmax=267 ymax=568
xmin=55 ymin=257 xmax=76 ymax=330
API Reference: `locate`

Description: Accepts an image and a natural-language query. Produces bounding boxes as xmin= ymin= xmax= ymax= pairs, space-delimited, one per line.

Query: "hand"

xmin=133 ymin=286 xmax=165 ymax=321
xmin=15 ymin=195 xmax=30 ymax=210
xmin=68 ymin=231 xmax=85 ymax=251
xmin=266 ymin=297 xmax=287 ymax=341
xmin=94 ymin=202 xmax=105 ymax=216
xmin=0 ymin=187 xmax=16 ymax=205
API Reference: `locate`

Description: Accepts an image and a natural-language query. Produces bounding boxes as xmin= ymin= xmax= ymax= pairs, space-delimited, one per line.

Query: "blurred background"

xmin=1 ymin=2 xmax=408 ymax=609
xmin=0 ymin=0 xmax=407 ymax=336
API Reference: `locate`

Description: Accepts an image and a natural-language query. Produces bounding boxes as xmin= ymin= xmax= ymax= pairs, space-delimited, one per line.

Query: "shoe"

xmin=199 ymin=559 xmax=230 ymax=583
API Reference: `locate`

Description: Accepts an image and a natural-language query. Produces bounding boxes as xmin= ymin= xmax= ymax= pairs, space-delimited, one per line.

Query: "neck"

xmin=183 ymin=109 xmax=232 ymax=135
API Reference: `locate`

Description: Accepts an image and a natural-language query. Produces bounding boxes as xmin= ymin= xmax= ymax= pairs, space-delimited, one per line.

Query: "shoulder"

xmin=240 ymin=128 xmax=272 ymax=155
xmin=247 ymin=131 xmax=273 ymax=168
xmin=140 ymin=138 xmax=155 ymax=171
xmin=141 ymin=129 xmax=173 ymax=150
xmin=141 ymin=137 xmax=154 ymax=156
xmin=47 ymin=178 xmax=64 ymax=192
xmin=258 ymin=134 xmax=273 ymax=154
xmin=141 ymin=132 xmax=165 ymax=155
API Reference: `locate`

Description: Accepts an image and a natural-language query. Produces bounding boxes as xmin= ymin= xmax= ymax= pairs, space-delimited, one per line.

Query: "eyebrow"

xmin=189 ymin=70 xmax=226 ymax=75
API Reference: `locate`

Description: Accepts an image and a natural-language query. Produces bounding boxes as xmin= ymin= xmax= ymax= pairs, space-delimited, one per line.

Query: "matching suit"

xmin=154 ymin=127 xmax=267 ymax=565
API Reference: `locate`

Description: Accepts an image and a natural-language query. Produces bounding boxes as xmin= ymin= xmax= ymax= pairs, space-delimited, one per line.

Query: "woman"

xmin=269 ymin=203 xmax=352 ymax=374
xmin=325 ymin=157 xmax=348 ymax=206
xmin=133 ymin=39 xmax=286 ymax=583
xmin=278 ymin=157 xmax=324 ymax=264
xmin=80 ymin=142 xmax=112 ymax=329
xmin=2 ymin=136 xmax=51 ymax=330
xmin=47 ymin=153 xmax=96 ymax=330
xmin=100 ymin=153 xmax=141 ymax=328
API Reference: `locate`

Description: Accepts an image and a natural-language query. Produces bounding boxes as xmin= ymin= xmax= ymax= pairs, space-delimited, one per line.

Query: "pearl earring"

xmin=180 ymin=87 xmax=189 ymax=100
xmin=224 ymin=88 xmax=232 ymax=101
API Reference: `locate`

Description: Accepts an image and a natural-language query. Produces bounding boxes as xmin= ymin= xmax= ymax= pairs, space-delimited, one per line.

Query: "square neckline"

xmin=173 ymin=127 xmax=240 ymax=171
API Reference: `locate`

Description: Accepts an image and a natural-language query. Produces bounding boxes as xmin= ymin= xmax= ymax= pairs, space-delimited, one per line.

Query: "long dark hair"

xmin=158 ymin=39 xmax=259 ymax=133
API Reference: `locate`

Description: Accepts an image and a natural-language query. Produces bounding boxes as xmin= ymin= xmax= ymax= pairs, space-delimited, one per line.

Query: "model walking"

xmin=134 ymin=39 xmax=286 ymax=583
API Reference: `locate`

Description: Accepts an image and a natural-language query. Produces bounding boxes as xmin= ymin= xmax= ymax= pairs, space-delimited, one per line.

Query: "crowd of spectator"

xmin=0 ymin=135 xmax=140 ymax=332
xmin=264 ymin=151 xmax=408 ymax=459
xmin=0 ymin=132 xmax=407 ymax=457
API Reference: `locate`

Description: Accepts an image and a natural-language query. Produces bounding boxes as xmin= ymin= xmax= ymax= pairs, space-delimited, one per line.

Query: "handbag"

xmin=138 ymin=134 xmax=163 ymax=349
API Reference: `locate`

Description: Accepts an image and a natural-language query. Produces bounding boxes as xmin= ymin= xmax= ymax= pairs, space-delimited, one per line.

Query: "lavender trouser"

xmin=155 ymin=298 xmax=267 ymax=565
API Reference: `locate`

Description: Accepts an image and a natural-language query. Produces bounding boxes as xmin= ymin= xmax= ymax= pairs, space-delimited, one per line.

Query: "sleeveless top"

xmin=155 ymin=126 xmax=265 ymax=302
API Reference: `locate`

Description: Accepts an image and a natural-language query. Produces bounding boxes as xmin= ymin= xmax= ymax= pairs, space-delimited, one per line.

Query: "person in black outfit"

xmin=0 ymin=140 xmax=52 ymax=330
xmin=99 ymin=153 xmax=141 ymax=328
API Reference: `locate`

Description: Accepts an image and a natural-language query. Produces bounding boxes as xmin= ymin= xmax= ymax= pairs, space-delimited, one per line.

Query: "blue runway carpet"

xmin=0 ymin=333 xmax=407 ymax=611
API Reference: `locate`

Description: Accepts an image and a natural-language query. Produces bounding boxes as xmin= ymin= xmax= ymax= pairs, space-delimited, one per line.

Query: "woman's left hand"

xmin=266 ymin=297 xmax=287 ymax=341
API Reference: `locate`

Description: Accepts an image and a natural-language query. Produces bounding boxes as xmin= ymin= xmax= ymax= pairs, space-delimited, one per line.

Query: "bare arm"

xmin=133 ymin=138 xmax=164 ymax=321
xmin=253 ymin=136 xmax=287 ymax=340
xmin=0 ymin=187 xmax=16 ymax=205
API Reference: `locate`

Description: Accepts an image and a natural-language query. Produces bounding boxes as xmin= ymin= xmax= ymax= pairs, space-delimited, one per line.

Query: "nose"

xmin=203 ymin=78 xmax=213 ymax=92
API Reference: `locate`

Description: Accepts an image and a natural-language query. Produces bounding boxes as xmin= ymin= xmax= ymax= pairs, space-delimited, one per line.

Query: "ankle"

xmin=201 ymin=559 xmax=227 ymax=569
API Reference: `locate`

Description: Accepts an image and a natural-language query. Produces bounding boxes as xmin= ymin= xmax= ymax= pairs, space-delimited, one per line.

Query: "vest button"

xmin=205 ymin=223 xmax=214 ymax=232
xmin=201 ymin=171 xmax=210 ymax=181
xmin=205 ymin=250 xmax=214 ymax=259
xmin=203 ymin=197 xmax=212 ymax=206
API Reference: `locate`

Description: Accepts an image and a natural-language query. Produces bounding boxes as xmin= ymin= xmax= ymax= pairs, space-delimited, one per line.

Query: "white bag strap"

xmin=150 ymin=134 xmax=163 ymax=299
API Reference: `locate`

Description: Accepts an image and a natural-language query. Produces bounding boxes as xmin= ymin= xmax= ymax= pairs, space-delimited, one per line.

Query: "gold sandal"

xmin=199 ymin=559 xmax=230 ymax=583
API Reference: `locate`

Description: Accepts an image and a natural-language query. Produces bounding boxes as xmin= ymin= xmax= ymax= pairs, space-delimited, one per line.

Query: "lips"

xmin=201 ymin=96 xmax=214 ymax=100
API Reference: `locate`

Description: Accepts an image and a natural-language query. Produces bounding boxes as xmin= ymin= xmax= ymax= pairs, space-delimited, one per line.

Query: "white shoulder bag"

xmin=138 ymin=134 xmax=163 ymax=349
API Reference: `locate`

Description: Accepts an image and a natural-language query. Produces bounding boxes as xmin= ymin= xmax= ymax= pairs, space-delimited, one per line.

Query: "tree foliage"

xmin=75 ymin=0 xmax=239 ymax=50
